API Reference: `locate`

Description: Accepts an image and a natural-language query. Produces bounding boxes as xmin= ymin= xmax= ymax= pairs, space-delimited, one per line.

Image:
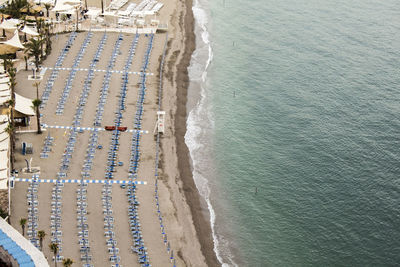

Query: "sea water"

xmin=186 ymin=0 xmax=400 ymax=266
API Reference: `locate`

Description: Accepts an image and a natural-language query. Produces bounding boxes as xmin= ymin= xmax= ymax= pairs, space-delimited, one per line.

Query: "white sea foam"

xmin=185 ymin=0 xmax=237 ymax=266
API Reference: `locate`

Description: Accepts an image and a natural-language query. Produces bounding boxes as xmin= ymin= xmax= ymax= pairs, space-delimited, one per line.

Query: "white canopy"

xmin=3 ymin=30 xmax=25 ymax=50
xmin=0 ymin=170 xmax=8 ymax=186
xmin=15 ymin=93 xmax=35 ymax=116
xmin=0 ymin=121 xmax=8 ymax=133
xmin=63 ymin=0 xmax=81 ymax=5
xmin=0 ymin=19 xmax=18 ymax=31
xmin=0 ymin=77 xmax=9 ymax=84
xmin=52 ymin=2 xmax=75 ymax=12
xmin=0 ymin=151 xmax=8 ymax=170
xmin=0 ymin=119 xmax=8 ymax=174
xmin=34 ymin=0 xmax=54 ymax=4
xmin=0 ymin=95 xmax=10 ymax=105
xmin=21 ymin=26 xmax=39 ymax=36
xmin=0 ymin=84 xmax=8 ymax=91
xmin=102 ymin=11 xmax=117 ymax=17
xmin=0 ymin=115 xmax=8 ymax=124
xmin=59 ymin=9 xmax=75 ymax=15
xmin=86 ymin=8 xmax=101 ymax=18
xmin=0 ymin=143 xmax=7 ymax=151
xmin=0 ymin=90 xmax=10 ymax=98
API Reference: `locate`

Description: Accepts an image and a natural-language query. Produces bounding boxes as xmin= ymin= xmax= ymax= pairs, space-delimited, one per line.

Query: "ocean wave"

xmin=185 ymin=0 xmax=237 ymax=266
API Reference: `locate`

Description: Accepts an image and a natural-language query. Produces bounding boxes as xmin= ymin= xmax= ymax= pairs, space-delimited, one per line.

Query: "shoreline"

xmin=174 ymin=0 xmax=220 ymax=266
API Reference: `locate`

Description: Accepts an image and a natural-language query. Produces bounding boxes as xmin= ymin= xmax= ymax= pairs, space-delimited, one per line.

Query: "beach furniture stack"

xmin=133 ymin=0 xmax=163 ymax=14
xmin=117 ymin=3 xmax=137 ymax=16
xmin=56 ymin=32 xmax=93 ymax=115
xmin=109 ymin=0 xmax=129 ymax=10
xmin=26 ymin=174 xmax=40 ymax=249
xmin=41 ymin=32 xmax=78 ymax=109
xmin=116 ymin=0 xmax=164 ymax=26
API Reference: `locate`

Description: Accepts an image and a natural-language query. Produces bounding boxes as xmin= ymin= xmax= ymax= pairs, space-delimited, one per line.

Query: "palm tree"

xmin=19 ymin=218 xmax=27 ymax=236
xmin=4 ymin=122 xmax=14 ymax=171
xmin=32 ymin=81 xmax=42 ymax=134
xmin=32 ymin=99 xmax=42 ymax=134
xmin=6 ymin=61 xmax=17 ymax=171
xmin=44 ymin=24 xmax=52 ymax=56
xmin=24 ymin=56 xmax=28 ymax=70
xmin=44 ymin=3 xmax=51 ymax=17
xmin=37 ymin=230 xmax=45 ymax=251
xmin=25 ymin=37 xmax=43 ymax=77
xmin=49 ymin=242 xmax=59 ymax=267
xmin=62 ymin=258 xmax=73 ymax=267
xmin=1 ymin=0 xmax=30 ymax=18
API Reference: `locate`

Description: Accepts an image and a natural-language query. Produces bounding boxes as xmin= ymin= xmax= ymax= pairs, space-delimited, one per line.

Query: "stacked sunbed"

xmin=110 ymin=0 xmax=129 ymax=10
xmin=118 ymin=3 xmax=137 ymax=17
xmin=41 ymin=32 xmax=77 ymax=109
xmin=56 ymin=32 xmax=93 ymax=115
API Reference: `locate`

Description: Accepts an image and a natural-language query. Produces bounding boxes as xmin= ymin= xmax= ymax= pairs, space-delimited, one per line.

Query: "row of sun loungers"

xmin=49 ymin=32 xmax=107 ymax=263
xmin=125 ymin=34 xmax=154 ymax=267
xmin=50 ymin=172 xmax=64 ymax=263
xmin=74 ymin=32 xmax=109 ymax=267
xmin=152 ymin=33 xmax=176 ymax=266
xmin=72 ymin=33 xmax=108 ymax=129
xmin=40 ymin=133 xmax=54 ymax=159
xmin=30 ymin=33 xmax=165 ymax=266
xmin=93 ymin=35 xmax=123 ymax=127
xmin=41 ymin=32 xmax=77 ymax=109
xmin=101 ymin=33 xmax=141 ymax=267
xmin=56 ymin=32 xmax=93 ymax=115
xmin=27 ymin=174 xmax=39 ymax=249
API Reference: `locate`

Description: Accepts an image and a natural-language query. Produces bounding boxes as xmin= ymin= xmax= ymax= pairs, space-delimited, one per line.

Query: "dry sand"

xmin=9 ymin=0 xmax=220 ymax=266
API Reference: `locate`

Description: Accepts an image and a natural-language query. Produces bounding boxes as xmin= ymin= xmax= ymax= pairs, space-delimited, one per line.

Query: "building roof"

xmin=0 ymin=218 xmax=49 ymax=266
xmin=15 ymin=93 xmax=35 ymax=116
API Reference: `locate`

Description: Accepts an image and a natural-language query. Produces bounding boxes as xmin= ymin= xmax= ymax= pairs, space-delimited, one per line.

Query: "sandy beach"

xmin=7 ymin=0 xmax=220 ymax=266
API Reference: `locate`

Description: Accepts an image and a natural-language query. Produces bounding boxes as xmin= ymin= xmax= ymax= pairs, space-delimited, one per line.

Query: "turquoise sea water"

xmin=186 ymin=0 xmax=400 ymax=266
